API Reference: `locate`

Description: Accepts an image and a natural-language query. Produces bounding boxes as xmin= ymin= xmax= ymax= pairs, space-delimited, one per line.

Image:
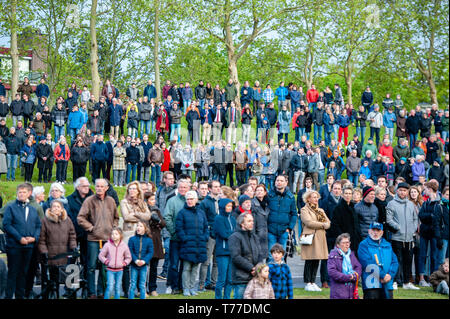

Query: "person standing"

xmin=3 ymin=183 xmax=41 ymax=299
xmin=77 ymin=178 xmax=120 ymax=299
xmin=361 ymin=86 xmax=373 ymax=112
xmin=355 ymin=186 xmax=379 ymax=239
xmin=225 ymin=79 xmax=238 ymax=107
xmin=367 ymin=105 xmax=383 ymax=147
xmin=90 ymin=135 xmax=109 ymax=182
xmin=386 ymin=182 xmax=420 ymax=290
xmin=53 ymin=136 xmax=70 ymax=184
xmin=71 ymin=138 xmax=90 ymax=182
xmin=148 ymin=141 xmax=164 ymax=185
xmin=358 ymin=222 xmax=399 ymax=299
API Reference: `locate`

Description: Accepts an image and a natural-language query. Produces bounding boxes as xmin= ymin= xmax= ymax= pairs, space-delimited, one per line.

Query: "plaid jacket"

xmin=268 ymin=262 xmax=293 ymax=299
xmin=244 ymin=278 xmax=275 ymax=299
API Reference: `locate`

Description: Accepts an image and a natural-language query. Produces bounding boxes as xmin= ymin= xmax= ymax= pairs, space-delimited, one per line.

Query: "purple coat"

xmin=327 ymin=247 xmax=362 ymax=299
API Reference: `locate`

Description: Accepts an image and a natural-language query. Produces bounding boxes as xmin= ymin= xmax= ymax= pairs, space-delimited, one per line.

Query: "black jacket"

xmin=67 ymin=189 xmax=94 ymax=239
xmin=36 ymin=142 xmax=53 ymax=169
xmin=195 ymin=85 xmax=206 ymax=100
xmin=71 ymin=145 xmax=90 ymax=164
xmin=87 ymin=115 xmax=103 ymax=133
xmin=433 ymin=201 xmax=449 ymax=246
xmin=0 ymin=124 xmax=8 ymax=139
xmin=330 ymin=198 xmax=361 ymax=252
xmin=0 ymin=102 xmax=9 ymax=117
xmin=312 ymin=108 xmax=325 ymax=126
xmin=419 ymin=198 xmax=441 ymax=240
xmin=228 ymin=226 xmax=263 ymax=285
xmin=289 ymin=153 xmax=308 ymax=172
xmin=10 ymin=100 xmax=23 ymax=116
xmin=4 ymin=134 xmax=21 ymax=155
xmin=23 ymin=100 xmax=35 ymax=116
xmin=126 ymin=145 xmax=140 ymax=165
xmin=420 ymin=117 xmax=432 ymax=138
xmin=405 ymin=115 xmax=421 ymax=135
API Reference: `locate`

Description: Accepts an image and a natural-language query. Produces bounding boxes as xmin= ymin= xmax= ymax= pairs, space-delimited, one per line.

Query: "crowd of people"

xmin=0 ymin=76 xmax=448 ymax=300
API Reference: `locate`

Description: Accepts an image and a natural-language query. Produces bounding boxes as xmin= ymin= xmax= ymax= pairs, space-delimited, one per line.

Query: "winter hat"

xmin=218 ymin=198 xmax=234 ymax=213
xmin=362 ymin=186 xmax=375 ymax=200
xmin=400 ymin=157 xmax=407 ymax=162
xmin=396 ymin=182 xmax=410 ymax=191
xmin=238 ymin=195 xmax=252 ymax=207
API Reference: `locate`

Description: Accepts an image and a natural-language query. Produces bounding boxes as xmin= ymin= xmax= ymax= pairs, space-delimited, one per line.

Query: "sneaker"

xmin=189 ymin=289 xmax=198 ymax=296
xmin=205 ymin=284 xmax=215 ymax=290
xmin=165 ymin=287 xmax=172 ymax=294
xmin=183 ymin=289 xmax=191 ymax=296
xmin=403 ymin=283 xmax=420 ymax=290
xmin=392 ymin=282 xmax=398 ymax=290
xmin=157 ymin=273 xmax=167 ymax=280
xmin=151 ymin=291 xmax=159 ymax=297
xmin=198 ymin=284 xmax=206 ymax=292
xmin=312 ymin=283 xmax=322 ymax=292
xmin=171 ymin=289 xmax=182 ymax=295
xmin=304 ymin=283 xmax=314 ymax=291
xmin=419 ymin=280 xmax=431 ymax=287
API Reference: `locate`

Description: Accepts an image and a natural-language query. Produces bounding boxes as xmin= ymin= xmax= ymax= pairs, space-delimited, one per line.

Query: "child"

xmin=98 ymin=227 xmax=132 ymax=299
xmin=128 ymin=221 xmax=153 ymax=299
xmin=430 ymin=258 xmax=449 ymax=296
xmin=359 ymin=160 xmax=371 ymax=180
xmin=384 ymin=156 xmax=395 ymax=186
xmin=268 ymin=244 xmax=293 ymax=299
xmin=243 ymin=263 xmax=275 ymax=299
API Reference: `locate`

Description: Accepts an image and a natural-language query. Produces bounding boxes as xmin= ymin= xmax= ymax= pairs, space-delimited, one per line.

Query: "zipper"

xmin=138 ymin=236 xmax=142 ymax=260
xmin=114 ymin=242 xmax=119 ymax=269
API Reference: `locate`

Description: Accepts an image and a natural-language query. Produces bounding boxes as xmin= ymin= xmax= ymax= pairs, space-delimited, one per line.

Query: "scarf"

xmin=126 ymin=195 xmax=147 ymax=213
xmin=308 ymin=203 xmax=327 ymax=222
xmin=338 ymin=248 xmax=354 ymax=275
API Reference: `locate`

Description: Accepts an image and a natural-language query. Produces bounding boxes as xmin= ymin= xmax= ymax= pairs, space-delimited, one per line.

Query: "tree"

xmin=186 ymin=0 xmax=315 ymax=97
xmin=390 ymin=0 xmax=449 ymax=105
xmin=90 ymin=0 xmax=101 ymax=98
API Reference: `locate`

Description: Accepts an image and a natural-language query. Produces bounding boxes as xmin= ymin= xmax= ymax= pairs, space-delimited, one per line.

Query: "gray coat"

xmin=0 ymin=141 xmax=7 ymax=173
xmin=307 ymin=153 xmax=319 ymax=173
xmin=355 ymin=201 xmax=379 ymax=238
xmin=251 ymin=197 xmax=270 ymax=259
xmin=346 ymin=156 xmax=361 ymax=174
xmin=280 ymin=149 xmax=295 ymax=174
xmin=386 ymin=195 xmax=418 ymax=243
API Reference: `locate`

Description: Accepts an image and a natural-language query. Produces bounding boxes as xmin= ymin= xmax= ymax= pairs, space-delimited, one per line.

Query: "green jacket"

xmin=442 ymin=116 xmax=449 ymax=131
xmin=362 ymin=143 xmax=378 ymax=158
xmin=163 ymin=193 xmax=186 ymax=241
xmin=225 ymin=107 xmax=241 ymax=127
xmin=225 ymin=83 xmax=237 ymax=102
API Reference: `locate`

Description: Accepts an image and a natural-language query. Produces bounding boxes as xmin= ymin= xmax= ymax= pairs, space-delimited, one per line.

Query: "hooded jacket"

xmin=213 ymin=198 xmax=237 ymax=257
xmin=419 ymin=196 xmax=441 ymax=240
xmin=386 ymin=194 xmax=418 ymax=242
xmin=98 ymin=239 xmax=132 ymax=271
xmin=355 ymin=200 xmax=379 ymax=239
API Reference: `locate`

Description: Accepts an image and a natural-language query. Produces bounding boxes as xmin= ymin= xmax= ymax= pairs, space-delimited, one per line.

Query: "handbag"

xmin=299 ymin=232 xmax=315 ymax=245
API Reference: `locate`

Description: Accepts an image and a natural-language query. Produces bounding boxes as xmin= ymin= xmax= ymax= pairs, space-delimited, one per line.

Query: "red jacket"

xmin=161 ymin=149 xmax=170 ymax=172
xmin=292 ymin=112 xmax=301 ymax=129
xmin=378 ymin=145 xmax=394 ymax=163
xmin=156 ymin=109 xmax=169 ymax=133
xmin=306 ymin=89 xmax=319 ymax=103
xmin=54 ymin=143 xmax=70 ymax=162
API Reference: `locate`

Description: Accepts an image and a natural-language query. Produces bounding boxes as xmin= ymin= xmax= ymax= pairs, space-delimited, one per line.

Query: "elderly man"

xmin=228 ymin=212 xmax=263 ymax=299
xmin=358 ymin=222 xmax=399 ymax=299
xmin=386 ymin=182 xmax=419 ymax=290
xmin=77 ymin=178 xmax=119 ymax=299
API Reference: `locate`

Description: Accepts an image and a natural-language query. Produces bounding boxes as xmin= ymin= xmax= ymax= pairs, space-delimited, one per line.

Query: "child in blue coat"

xmin=268 ymin=243 xmax=293 ymax=299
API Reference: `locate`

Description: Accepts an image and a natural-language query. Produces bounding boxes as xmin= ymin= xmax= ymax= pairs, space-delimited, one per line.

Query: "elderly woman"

xmin=32 ymin=186 xmax=46 ymax=207
xmin=42 ymin=182 xmax=69 ymax=213
xmin=327 ymin=233 xmax=362 ymax=299
xmin=300 ymin=190 xmax=331 ymax=292
xmin=176 ymin=190 xmax=209 ymax=296
xmin=38 ymin=199 xmax=77 ymax=298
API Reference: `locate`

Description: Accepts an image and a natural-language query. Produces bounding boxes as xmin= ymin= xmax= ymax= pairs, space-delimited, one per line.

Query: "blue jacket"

xmin=199 ymin=195 xmax=219 ymax=238
xmin=128 ymin=234 xmax=154 ymax=267
xmin=323 ymin=112 xmax=334 ymax=133
xmin=383 ymin=111 xmax=397 ymax=128
xmin=359 ymin=165 xmax=372 ymax=179
xmin=143 ymin=85 xmax=157 ymax=100
xmin=20 ymin=144 xmax=36 ymax=164
xmin=3 ymin=200 xmax=41 ymax=249
xmin=275 ymin=86 xmax=289 ymax=101
xmin=337 ymin=114 xmax=350 ymax=128
xmin=265 ymin=108 xmax=278 ymax=127
xmin=358 ymin=236 xmax=398 ymax=291
xmin=108 ymin=104 xmax=123 ymax=127
xmin=213 ymin=200 xmax=237 ymax=257
xmin=35 ymin=83 xmax=50 ymax=99
xmin=277 ymin=110 xmax=291 ymax=134
xmin=200 ymin=107 xmax=213 ymax=125
xmin=175 ymin=204 xmax=209 ymax=264
xmin=68 ymin=110 xmax=84 ymax=129
xmin=181 ymin=87 xmax=193 ymax=100
xmin=0 ymin=83 xmax=6 ymax=97
xmin=290 ymin=90 xmax=300 ymax=104
xmin=90 ymin=141 xmax=109 ymax=162
xmin=252 ymin=87 xmax=263 ymax=101
xmin=269 ymin=262 xmax=293 ymax=299
xmin=240 ymin=86 xmax=253 ymax=105
xmin=267 ymin=189 xmax=297 ymax=237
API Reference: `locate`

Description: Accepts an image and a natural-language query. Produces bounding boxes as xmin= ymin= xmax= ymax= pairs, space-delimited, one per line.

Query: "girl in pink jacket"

xmin=98 ymin=227 xmax=132 ymax=299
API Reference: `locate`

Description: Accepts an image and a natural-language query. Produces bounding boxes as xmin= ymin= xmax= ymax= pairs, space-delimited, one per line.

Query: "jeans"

xmin=436 ymin=239 xmax=449 ymax=267
xmin=151 ymin=164 xmax=161 ymax=185
xmin=69 ymin=127 xmax=79 ymax=143
xmin=182 ymin=261 xmax=200 ymax=292
xmin=436 ymin=280 xmax=449 ymax=295
xmin=199 ymin=99 xmax=206 ymax=109
xmin=12 ymin=115 xmax=23 ymax=127
xmin=215 ymin=256 xmax=233 ymax=299
xmin=314 ymin=125 xmax=323 ymax=145
xmin=161 ymin=237 xmax=170 ymax=276
xmin=356 ymin=126 xmax=366 ymax=143
xmin=129 ymin=265 xmax=147 ymax=299
xmin=298 ymin=127 xmax=306 ymax=139
xmin=127 ymin=127 xmax=138 ymax=139
xmin=233 ymin=284 xmax=247 ymax=299
xmin=318 ymin=169 xmax=325 ymax=186
xmin=264 ymin=174 xmax=275 ymax=191
xmin=278 ymin=132 xmax=289 ymax=143
xmin=267 ymin=232 xmax=289 ymax=263
xmin=293 ymin=170 xmax=305 ymax=193
xmin=170 ymin=123 xmax=181 ymax=142
xmin=325 ymin=131 xmax=332 ymax=146
xmin=6 ymin=247 xmax=33 ymax=299
xmin=348 ymin=172 xmax=358 ymax=187
xmin=333 ymin=124 xmax=339 ymax=142
xmin=386 ymin=127 xmax=394 ymax=143
xmin=418 ymin=237 xmax=437 ymax=275
xmin=442 ymin=131 xmax=448 ymax=143
xmin=167 ymin=240 xmax=182 ymax=290
xmin=295 ymin=127 xmax=300 ymax=142
xmin=409 ymin=133 xmax=418 ymax=150
xmin=199 ymin=237 xmax=217 ymax=288
xmin=105 ymin=270 xmax=123 ymax=299
xmin=183 ymin=100 xmax=191 ymax=114
xmin=370 ymin=127 xmax=381 ymax=147
xmin=126 ymin=163 xmax=138 ymax=183
xmin=113 ymin=169 xmax=125 ymax=186
xmin=6 ymin=154 xmax=18 ymax=180
xmin=87 ymin=241 xmax=106 ymax=297
xmin=140 ymin=120 xmax=150 ymax=138
xmin=242 ymin=124 xmax=251 ymax=145
xmin=54 ymin=125 xmax=65 ymax=143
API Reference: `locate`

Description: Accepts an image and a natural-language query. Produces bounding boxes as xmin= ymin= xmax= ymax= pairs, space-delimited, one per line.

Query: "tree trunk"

xmin=345 ymin=58 xmax=353 ymax=105
xmin=154 ymin=0 xmax=161 ymax=101
xmin=428 ymin=75 xmax=437 ymax=105
xmin=10 ymin=0 xmax=19 ymax=98
xmin=90 ymin=0 xmax=101 ymax=99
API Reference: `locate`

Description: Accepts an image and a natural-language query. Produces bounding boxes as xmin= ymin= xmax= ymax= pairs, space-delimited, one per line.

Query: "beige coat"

xmin=300 ymin=204 xmax=331 ymax=260
xmin=120 ymin=198 xmax=151 ymax=243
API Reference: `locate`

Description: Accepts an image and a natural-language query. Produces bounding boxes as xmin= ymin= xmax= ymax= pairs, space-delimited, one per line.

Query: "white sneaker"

xmin=419 ymin=280 xmax=431 ymax=287
xmin=305 ymin=283 xmax=314 ymax=291
xmin=312 ymin=283 xmax=322 ymax=292
xmin=393 ymin=282 xmax=398 ymax=290
xmin=165 ymin=287 xmax=172 ymax=294
xmin=403 ymin=283 xmax=420 ymax=290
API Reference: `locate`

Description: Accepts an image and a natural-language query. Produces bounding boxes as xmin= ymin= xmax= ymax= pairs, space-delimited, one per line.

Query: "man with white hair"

xmin=77 ymin=178 xmax=119 ymax=299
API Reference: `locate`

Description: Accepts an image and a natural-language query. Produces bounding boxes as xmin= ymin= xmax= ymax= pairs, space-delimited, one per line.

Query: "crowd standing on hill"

xmin=0 ymin=77 xmax=448 ymax=300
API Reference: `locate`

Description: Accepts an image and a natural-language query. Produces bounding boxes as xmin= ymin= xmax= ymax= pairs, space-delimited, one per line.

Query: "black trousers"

xmin=304 ymin=260 xmax=320 ymax=283
xmin=363 ymin=288 xmax=393 ymax=299
xmin=236 ymin=170 xmax=246 ymax=186
xmin=122 ymin=265 xmax=130 ymax=297
xmin=319 ymin=241 xmax=333 ymax=283
xmin=226 ymin=164 xmax=234 ymax=187
xmin=92 ymin=160 xmax=106 ymax=182
xmin=6 ymin=247 xmax=33 ymax=299
xmin=73 ymin=162 xmax=87 ymax=182
xmin=23 ymin=114 xmax=33 ymax=127
xmin=24 ymin=162 xmax=34 ymax=182
xmin=392 ymin=240 xmax=413 ymax=284
xmin=38 ymin=160 xmax=52 ymax=182
xmin=56 ymin=160 xmax=68 ymax=182
xmin=148 ymin=257 xmax=159 ymax=293
xmin=24 ymin=245 xmax=40 ymax=297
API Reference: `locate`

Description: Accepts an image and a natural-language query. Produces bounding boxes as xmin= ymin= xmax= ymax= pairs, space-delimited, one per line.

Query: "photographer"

xmin=145 ymin=192 xmax=167 ymax=296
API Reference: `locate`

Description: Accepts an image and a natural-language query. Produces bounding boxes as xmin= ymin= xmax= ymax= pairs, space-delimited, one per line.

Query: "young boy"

xmin=430 ymin=258 xmax=449 ymax=296
xmin=268 ymin=244 xmax=293 ymax=299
